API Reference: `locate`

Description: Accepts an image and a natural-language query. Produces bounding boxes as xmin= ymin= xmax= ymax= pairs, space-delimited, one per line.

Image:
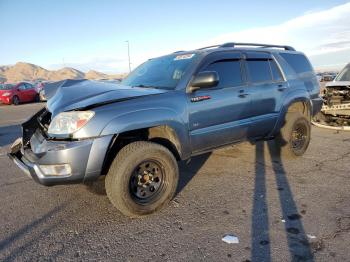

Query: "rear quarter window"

xmin=279 ymin=53 xmax=313 ymax=74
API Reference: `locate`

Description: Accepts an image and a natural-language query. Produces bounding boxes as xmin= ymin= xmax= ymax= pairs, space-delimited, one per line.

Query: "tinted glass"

xmin=25 ymin=83 xmax=33 ymax=89
xmin=122 ymin=53 xmax=197 ymax=90
xmin=269 ymin=60 xmax=283 ymax=81
xmin=19 ymin=84 xmax=26 ymax=90
xmin=204 ymin=60 xmax=243 ymax=88
xmin=247 ymin=60 xmax=272 ymax=82
xmin=280 ymin=53 xmax=312 ymax=74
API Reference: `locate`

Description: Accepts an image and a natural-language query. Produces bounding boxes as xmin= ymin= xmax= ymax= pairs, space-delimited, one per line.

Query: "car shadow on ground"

xmin=251 ymin=140 xmax=314 ymax=262
xmin=0 ymin=203 xmax=68 ymax=261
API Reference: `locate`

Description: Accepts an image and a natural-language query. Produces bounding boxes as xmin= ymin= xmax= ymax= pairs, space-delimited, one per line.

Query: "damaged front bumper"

xmin=8 ymin=108 xmax=112 ymax=186
xmin=312 ymin=81 xmax=350 ymax=129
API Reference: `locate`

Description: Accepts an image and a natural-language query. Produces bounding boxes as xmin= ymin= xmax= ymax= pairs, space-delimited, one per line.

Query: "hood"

xmin=325 ymin=81 xmax=350 ymax=88
xmin=47 ymin=79 xmax=168 ymax=116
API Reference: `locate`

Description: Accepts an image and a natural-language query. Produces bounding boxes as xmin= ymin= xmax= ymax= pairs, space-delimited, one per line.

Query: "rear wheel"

xmin=105 ymin=141 xmax=179 ymax=217
xmin=275 ymin=112 xmax=311 ymax=158
xmin=12 ymin=96 xmax=20 ymax=105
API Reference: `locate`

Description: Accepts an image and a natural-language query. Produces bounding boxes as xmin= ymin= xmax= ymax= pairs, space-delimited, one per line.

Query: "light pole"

xmin=125 ymin=40 xmax=131 ymax=73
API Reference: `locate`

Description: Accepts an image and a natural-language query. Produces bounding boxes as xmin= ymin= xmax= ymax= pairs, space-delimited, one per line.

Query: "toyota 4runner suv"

xmin=9 ymin=42 xmax=322 ymax=217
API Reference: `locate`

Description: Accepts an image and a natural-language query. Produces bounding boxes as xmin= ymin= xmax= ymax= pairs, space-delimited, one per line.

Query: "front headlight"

xmin=48 ymin=111 xmax=95 ymax=136
xmin=2 ymin=92 xmax=11 ymax=97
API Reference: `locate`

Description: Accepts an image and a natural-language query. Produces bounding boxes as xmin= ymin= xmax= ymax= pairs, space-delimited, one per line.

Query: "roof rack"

xmin=197 ymin=42 xmax=296 ymax=51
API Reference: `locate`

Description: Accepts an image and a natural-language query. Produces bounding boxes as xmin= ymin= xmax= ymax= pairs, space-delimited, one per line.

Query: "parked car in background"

xmin=34 ymin=81 xmax=51 ymax=101
xmin=313 ymin=63 xmax=350 ymax=128
xmin=320 ymin=74 xmax=336 ymax=82
xmin=0 ymin=82 xmax=38 ymax=105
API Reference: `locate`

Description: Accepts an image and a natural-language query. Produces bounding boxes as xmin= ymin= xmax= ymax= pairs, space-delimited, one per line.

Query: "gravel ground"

xmin=0 ymin=103 xmax=349 ymax=261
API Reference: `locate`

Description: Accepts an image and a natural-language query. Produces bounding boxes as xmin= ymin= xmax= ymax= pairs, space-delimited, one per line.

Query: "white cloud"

xmin=189 ymin=2 xmax=350 ymax=69
xmin=49 ymin=2 xmax=350 ymax=73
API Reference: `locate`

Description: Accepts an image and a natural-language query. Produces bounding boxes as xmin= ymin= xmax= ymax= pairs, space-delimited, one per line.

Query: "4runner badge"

xmin=191 ymin=95 xmax=211 ymax=103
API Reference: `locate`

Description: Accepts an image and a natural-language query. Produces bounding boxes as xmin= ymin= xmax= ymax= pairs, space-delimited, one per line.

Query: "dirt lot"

xmin=0 ymin=103 xmax=349 ymax=261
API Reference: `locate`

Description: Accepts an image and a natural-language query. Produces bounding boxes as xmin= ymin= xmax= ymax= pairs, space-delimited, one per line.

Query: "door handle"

xmin=238 ymin=90 xmax=249 ymax=98
xmin=277 ymin=84 xmax=287 ymax=91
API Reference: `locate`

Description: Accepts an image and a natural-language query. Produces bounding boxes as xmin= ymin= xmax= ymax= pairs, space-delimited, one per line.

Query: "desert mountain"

xmin=0 ymin=62 xmax=126 ymax=83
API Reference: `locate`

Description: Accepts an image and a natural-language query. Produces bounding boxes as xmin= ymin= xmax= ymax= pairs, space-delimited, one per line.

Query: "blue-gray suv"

xmin=9 ymin=42 xmax=322 ymax=217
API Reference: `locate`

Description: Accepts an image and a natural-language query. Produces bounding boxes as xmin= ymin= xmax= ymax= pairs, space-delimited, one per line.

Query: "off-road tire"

xmin=275 ymin=112 xmax=311 ymax=158
xmin=12 ymin=96 xmax=20 ymax=105
xmin=105 ymin=141 xmax=179 ymax=217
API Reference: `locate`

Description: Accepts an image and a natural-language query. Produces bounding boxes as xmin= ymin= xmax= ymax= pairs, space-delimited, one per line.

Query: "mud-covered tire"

xmin=12 ymin=96 xmax=20 ymax=105
xmin=275 ymin=112 xmax=311 ymax=158
xmin=105 ymin=141 xmax=179 ymax=217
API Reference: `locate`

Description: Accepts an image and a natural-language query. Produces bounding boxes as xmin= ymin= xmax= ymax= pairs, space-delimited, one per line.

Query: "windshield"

xmin=335 ymin=64 xmax=350 ymax=81
xmin=122 ymin=53 xmax=197 ymax=90
xmin=0 ymin=84 xmax=14 ymax=90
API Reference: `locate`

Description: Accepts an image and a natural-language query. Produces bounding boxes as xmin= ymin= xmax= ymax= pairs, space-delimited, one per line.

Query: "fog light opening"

xmin=38 ymin=164 xmax=72 ymax=177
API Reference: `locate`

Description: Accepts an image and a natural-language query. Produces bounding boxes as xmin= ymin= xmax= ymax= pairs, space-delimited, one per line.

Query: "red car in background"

xmin=0 ymin=82 xmax=39 ymax=105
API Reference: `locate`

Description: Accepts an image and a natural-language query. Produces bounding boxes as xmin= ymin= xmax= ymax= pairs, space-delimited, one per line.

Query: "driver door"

xmin=188 ymin=52 xmax=252 ymax=154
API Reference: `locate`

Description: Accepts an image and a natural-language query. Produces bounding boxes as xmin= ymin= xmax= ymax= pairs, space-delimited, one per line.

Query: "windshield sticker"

xmin=172 ymin=69 xmax=183 ymax=80
xmin=174 ymin=54 xmax=195 ymax=60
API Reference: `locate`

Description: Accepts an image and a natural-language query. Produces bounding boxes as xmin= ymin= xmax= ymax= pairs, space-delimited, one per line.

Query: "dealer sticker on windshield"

xmin=174 ymin=54 xmax=195 ymax=60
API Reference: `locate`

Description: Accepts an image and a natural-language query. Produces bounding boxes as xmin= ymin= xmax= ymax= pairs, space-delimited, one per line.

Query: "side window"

xmin=204 ymin=60 xmax=243 ymax=88
xmin=269 ymin=60 xmax=283 ymax=81
xmin=18 ymin=84 xmax=26 ymax=90
xmin=279 ymin=53 xmax=312 ymax=74
xmin=25 ymin=83 xmax=33 ymax=89
xmin=246 ymin=60 xmax=272 ymax=83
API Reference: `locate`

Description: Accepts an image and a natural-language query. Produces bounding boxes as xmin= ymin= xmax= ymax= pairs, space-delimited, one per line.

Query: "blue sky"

xmin=1 ymin=0 xmax=349 ymax=73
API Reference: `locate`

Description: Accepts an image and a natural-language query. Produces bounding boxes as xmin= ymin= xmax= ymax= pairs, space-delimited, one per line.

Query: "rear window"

xmin=279 ymin=53 xmax=313 ymax=74
xmin=204 ymin=60 xmax=243 ymax=88
xmin=246 ymin=60 xmax=272 ymax=82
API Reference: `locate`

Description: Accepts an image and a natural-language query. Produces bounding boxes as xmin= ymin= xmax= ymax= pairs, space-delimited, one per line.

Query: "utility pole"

xmin=125 ymin=40 xmax=131 ymax=73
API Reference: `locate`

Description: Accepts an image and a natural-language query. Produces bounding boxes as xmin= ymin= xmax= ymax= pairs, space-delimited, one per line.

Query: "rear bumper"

xmin=8 ymin=133 xmax=113 ymax=186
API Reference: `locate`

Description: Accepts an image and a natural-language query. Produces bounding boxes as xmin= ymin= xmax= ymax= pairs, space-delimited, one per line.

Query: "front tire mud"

xmin=105 ymin=141 xmax=179 ymax=217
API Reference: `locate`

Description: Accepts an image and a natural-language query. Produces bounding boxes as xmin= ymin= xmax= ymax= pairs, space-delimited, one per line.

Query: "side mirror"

xmin=188 ymin=71 xmax=219 ymax=93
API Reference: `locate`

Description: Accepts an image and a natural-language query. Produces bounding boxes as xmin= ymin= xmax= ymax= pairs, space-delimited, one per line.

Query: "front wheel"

xmin=105 ymin=141 xmax=179 ymax=217
xmin=274 ymin=112 xmax=311 ymax=158
xmin=12 ymin=96 xmax=20 ymax=105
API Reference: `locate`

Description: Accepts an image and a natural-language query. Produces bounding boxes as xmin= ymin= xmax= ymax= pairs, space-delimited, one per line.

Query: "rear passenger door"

xmin=243 ymin=52 xmax=287 ymax=138
xmin=188 ymin=52 xmax=252 ymax=153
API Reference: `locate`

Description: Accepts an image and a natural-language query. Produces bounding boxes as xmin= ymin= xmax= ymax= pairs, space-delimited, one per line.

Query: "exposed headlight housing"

xmin=2 ymin=92 xmax=11 ymax=97
xmin=48 ymin=111 xmax=95 ymax=136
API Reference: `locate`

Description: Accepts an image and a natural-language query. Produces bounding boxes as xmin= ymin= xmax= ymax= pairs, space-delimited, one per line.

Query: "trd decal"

xmin=191 ymin=95 xmax=211 ymax=103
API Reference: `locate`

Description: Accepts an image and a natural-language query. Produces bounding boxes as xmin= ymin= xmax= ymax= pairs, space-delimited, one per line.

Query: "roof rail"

xmin=198 ymin=42 xmax=296 ymax=51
